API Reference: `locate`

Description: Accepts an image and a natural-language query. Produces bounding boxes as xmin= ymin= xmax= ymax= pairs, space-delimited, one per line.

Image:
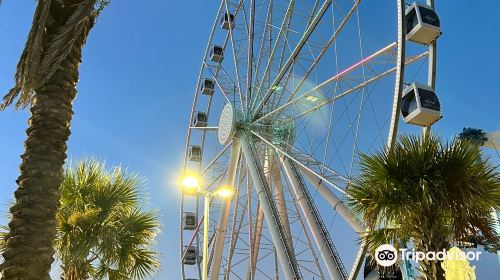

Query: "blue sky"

xmin=0 ymin=1 xmax=499 ymax=279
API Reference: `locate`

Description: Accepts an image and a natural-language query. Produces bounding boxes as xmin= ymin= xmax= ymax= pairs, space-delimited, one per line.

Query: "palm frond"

xmin=1 ymin=0 xmax=111 ymax=110
xmin=57 ymin=159 xmax=159 ymax=279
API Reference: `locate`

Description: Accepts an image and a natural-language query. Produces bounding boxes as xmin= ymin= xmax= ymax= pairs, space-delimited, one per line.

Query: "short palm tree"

xmin=56 ymin=159 xmax=159 ymax=280
xmin=0 ymin=1 xmax=109 ymax=278
xmin=348 ymin=134 xmax=500 ymax=280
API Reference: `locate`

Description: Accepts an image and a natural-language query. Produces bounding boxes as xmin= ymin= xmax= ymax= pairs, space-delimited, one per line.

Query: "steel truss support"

xmin=280 ymin=155 xmax=348 ymax=280
xmin=247 ymin=200 xmax=264 ymax=280
xmin=240 ymin=132 xmax=303 ymax=280
xmin=299 ymin=166 xmax=364 ymax=233
xmin=270 ymin=151 xmax=293 ymax=249
xmin=210 ymin=141 xmax=242 ymax=280
xmin=298 ymin=163 xmax=366 ymax=280
xmin=348 ymin=240 xmax=367 ymax=280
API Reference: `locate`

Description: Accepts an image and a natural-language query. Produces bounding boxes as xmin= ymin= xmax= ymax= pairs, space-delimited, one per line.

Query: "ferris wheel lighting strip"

xmin=255 ymin=42 xmax=397 ymax=122
xmin=257 ymin=47 xmax=427 ymax=124
xmin=255 ymin=0 xmax=362 ymax=115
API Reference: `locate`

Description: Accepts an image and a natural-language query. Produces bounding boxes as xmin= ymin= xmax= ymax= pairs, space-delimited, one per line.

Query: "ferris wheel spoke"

xmin=224 ymin=0 xmax=246 ymax=110
xmin=252 ymin=130 xmax=349 ymax=192
xmin=252 ymin=0 xmax=333 ymax=118
xmin=257 ymin=46 xmax=429 ymax=124
xmin=251 ymin=0 xmax=273 ymax=110
xmin=251 ymin=0 xmax=295 ymax=111
xmin=244 ymin=0 xmax=256 ymax=115
xmin=204 ymin=62 xmax=236 ymax=105
xmin=200 ymin=140 xmax=232 ymax=176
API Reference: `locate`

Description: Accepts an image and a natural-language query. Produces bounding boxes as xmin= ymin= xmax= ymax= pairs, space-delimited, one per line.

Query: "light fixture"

xmin=216 ymin=186 xmax=233 ymax=199
xmin=181 ymin=175 xmax=199 ymax=194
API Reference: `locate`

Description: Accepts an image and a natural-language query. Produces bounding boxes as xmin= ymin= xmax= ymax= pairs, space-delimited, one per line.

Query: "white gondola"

xmin=401 ymin=83 xmax=442 ymax=126
xmin=200 ymin=78 xmax=215 ymax=95
xmin=406 ymin=2 xmax=441 ymax=45
xmin=189 ymin=146 xmax=202 ymax=162
xmin=210 ymin=45 xmax=224 ymax=63
xmin=193 ymin=112 xmax=208 ymax=128
xmin=221 ymin=12 xmax=235 ymax=30
xmin=183 ymin=246 xmax=198 ymax=265
xmin=182 ymin=212 xmax=197 ymax=230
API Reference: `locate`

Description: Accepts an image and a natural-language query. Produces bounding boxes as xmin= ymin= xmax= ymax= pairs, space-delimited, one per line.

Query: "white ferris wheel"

xmin=180 ymin=0 xmax=443 ymax=279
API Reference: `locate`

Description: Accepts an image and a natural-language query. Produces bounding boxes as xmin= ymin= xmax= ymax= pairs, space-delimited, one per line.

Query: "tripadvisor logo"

xmin=375 ymin=244 xmax=398 ymax=267
xmin=375 ymin=244 xmax=482 ymax=267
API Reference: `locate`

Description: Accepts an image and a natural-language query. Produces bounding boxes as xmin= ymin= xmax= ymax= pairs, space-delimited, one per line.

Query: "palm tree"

xmin=0 ymin=1 xmax=109 ymax=278
xmin=348 ymin=134 xmax=500 ymax=280
xmin=56 ymin=159 xmax=159 ymax=279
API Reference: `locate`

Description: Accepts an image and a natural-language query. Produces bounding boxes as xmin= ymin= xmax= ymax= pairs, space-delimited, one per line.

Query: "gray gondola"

xmin=406 ymin=3 xmax=441 ymax=45
xmin=201 ymin=78 xmax=215 ymax=95
xmin=189 ymin=146 xmax=202 ymax=162
xmin=182 ymin=212 xmax=197 ymax=230
xmin=401 ymin=83 xmax=442 ymax=126
xmin=210 ymin=45 xmax=224 ymax=63
xmin=221 ymin=12 xmax=235 ymax=30
xmin=193 ymin=112 xmax=208 ymax=128
xmin=183 ymin=245 xmax=198 ymax=265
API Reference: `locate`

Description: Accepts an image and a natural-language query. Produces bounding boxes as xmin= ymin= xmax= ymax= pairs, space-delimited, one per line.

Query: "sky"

xmin=0 ymin=0 xmax=499 ymax=279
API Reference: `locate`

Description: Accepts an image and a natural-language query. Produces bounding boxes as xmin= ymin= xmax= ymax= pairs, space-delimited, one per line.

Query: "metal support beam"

xmin=270 ymin=151 xmax=293 ymax=248
xmin=247 ymin=202 xmax=264 ymax=280
xmin=280 ymin=155 xmax=348 ymax=280
xmin=299 ymin=166 xmax=364 ymax=233
xmin=240 ymin=132 xmax=302 ymax=280
xmin=210 ymin=141 xmax=242 ymax=280
xmin=348 ymin=240 xmax=367 ymax=280
xmin=252 ymin=0 xmax=333 ymax=118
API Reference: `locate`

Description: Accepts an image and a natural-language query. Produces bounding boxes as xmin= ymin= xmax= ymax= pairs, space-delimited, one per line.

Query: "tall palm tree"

xmin=56 ymin=159 xmax=159 ymax=279
xmin=0 ymin=1 xmax=109 ymax=278
xmin=348 ymin=134 xmax=500 ymax=280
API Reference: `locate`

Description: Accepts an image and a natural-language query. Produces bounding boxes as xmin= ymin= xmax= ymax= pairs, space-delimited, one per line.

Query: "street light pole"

xmin=181 ymin=174 xmax=234 ymax=280
xmin=202 ymin=193 xmax=211 ymax=280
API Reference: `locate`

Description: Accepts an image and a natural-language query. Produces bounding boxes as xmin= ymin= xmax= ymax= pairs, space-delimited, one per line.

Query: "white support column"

xmin=210 ymin=140 xmax=241 ymax=280
xmin=270 ymin=152 xmax=293 ymax=248
xmin=280 ymin=156 xmax=346 ymax=280
xmin=240 ymin=132 xmax=302 ymax=280
xmin=299 ymin=166 xmax=365 ymax=234
xmin=348 ymin=240 xmax=368 ymax=280
xmin=247 ymin=203 xmax=264 ymax=280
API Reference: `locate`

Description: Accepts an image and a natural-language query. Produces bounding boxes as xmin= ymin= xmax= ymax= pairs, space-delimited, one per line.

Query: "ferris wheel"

xmin=180 ymin=0 xmax=442 ymax=279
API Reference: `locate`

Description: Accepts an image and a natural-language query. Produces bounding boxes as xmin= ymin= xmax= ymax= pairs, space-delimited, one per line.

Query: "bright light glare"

xmin=216 ymin=187 xmax=233 ymax=198
xmin=181 ymin=175 xmax=199 ymax=194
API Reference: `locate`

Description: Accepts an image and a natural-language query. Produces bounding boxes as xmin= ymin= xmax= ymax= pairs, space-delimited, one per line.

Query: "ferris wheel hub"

xmin=218 ymin=103 xmax=237 ymax=145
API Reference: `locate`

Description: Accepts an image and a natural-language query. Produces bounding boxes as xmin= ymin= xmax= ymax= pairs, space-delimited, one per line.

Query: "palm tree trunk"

xmin=0 ymin=20 xmax=90 ymax=280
